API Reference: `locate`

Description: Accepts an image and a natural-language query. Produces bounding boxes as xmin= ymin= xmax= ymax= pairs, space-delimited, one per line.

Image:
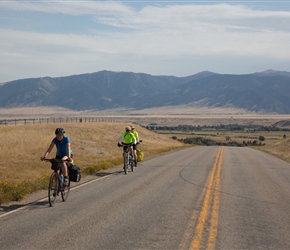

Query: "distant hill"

xmin=0 ymin=69 xmax=290 ymax=113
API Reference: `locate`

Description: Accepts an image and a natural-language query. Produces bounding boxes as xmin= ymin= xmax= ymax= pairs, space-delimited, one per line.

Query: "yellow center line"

xmin=207 ymin=146 xmax=223 ymax=250
xmin=190 ymin=146 xmax=223 ymax=250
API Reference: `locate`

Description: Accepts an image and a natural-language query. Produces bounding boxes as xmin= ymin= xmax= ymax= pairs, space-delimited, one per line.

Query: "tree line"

xmin=145 ymin=124 xmax=290 ymax=132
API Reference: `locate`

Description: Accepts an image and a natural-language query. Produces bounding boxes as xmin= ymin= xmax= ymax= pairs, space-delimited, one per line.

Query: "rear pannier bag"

xmin=69 ymin=165 xmax=81 ymax=182
xmin=137 ymin=149 xmax=144 ymax=162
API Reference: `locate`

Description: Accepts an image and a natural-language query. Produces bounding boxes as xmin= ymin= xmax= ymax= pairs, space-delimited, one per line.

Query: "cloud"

xmin=0 ymin=1 xmax=290 ymax=82
xmin=0 ymin=0 xmax=135 ymax=16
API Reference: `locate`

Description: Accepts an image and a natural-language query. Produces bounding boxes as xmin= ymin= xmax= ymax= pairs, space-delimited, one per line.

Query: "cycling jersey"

xmin=52 ymin=136 xmax=73 ymax=157
xmin=122 ymin=132 xmax=136 ymax=144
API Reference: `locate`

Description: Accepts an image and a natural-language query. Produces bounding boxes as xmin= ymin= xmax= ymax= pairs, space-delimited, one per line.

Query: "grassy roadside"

xmin=255 ymin=138 xmax=290 ymax=163
xmin=0 ymin=122 xmax=186 ymax=204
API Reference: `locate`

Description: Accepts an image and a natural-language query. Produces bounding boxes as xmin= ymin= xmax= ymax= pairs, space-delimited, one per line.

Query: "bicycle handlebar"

xmin=41 ymin=158 xmax=70 ymax=163
xmin=118 ymin=140 xmax=142 ymax=146
xmin=119 ymin=143 xmax=133 ymax=147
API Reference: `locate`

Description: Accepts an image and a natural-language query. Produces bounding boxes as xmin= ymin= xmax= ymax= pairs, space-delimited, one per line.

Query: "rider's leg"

xmin=61 ymin=156 xmax=69 ymax=185
xmin=132 ymin=144 xmax=137 ymax=165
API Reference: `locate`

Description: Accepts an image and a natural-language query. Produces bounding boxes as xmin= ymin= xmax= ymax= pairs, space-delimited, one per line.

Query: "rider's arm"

xmin=118 ymin=136 xmax=123 ymax=144
xmin=42 ymin=142 xmax=54 ymax=159
xmin=134 ymin=131 xmax=139 ymax=143
xmin=66 ymin=142 xmax=71 ymax=159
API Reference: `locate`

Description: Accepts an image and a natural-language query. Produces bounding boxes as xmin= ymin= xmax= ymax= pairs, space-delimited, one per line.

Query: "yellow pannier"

xmin=136 ymin=149 xmax=144 ymax=162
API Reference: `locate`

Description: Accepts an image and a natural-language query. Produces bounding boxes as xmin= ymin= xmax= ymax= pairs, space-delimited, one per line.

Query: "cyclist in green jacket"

xmin=118 ymin=126 xmax=137 ymax=163
xmin=130 ymin=125 xmax=140 ymax=166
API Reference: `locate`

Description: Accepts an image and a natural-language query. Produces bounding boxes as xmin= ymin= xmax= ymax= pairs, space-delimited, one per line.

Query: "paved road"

xmin=1 ymin=146 xmax=290 ymax=249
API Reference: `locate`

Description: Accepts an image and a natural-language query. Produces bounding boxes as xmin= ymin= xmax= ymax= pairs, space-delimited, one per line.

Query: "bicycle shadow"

xmin=0 ymin=204 xmax=26 ymax=213
xmin=94 ymin=170 xmax=124 ymax=176
xmin=94 ymin=172 xmax=112 ymax=177
xmin=0 ymin=200 xmax=49 ymax=214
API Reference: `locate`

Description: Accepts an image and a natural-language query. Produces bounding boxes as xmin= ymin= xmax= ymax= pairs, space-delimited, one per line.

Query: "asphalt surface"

xmin=1 ymin=146 xmax=290 ymax=250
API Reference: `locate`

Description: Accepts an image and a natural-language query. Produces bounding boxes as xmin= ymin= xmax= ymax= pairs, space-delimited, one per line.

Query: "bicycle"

xmin=42 ymin=158 xmax=71 ymax=206
xmin=120 ymin=143 xmax=135 ymax=174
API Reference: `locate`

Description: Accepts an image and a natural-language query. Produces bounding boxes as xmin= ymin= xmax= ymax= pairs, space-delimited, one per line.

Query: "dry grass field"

xmin=0 ymin=122 xmax=185 ymax=183
xmin=256 ymin=136 xmax=290 ymax=163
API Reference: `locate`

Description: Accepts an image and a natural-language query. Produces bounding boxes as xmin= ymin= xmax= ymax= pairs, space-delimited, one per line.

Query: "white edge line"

xmin=0 ymin=174 xmax=111 ymax=219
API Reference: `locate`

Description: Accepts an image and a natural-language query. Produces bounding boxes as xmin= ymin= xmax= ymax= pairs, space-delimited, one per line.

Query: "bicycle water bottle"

xmin=59 ymin=173 xmax=64 ymax=186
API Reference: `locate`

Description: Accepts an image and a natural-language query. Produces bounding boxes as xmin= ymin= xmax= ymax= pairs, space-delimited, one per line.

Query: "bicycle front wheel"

xmin=48 ymin=172 xmax=58 ymax=206
xmin=123 ymin=152 xmax=128 ymax=174
xmin=61 ymin=179 xmax=70 ymax=202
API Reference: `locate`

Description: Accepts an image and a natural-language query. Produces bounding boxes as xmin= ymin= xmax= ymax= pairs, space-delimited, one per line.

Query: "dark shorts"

xmin=56 ymin=154 xmax=73 ymax=159
xmin=132 ymin=144 xmax=137 ymax=150
xmin=123 ymin=144 xmax=132 ymax=152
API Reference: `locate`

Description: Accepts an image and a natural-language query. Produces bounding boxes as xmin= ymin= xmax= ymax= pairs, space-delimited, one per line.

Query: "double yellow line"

xmin=181 ymin=146 xmax=224 ymax=250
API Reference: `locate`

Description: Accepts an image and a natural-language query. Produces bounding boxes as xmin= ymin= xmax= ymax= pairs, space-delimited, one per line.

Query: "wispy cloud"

xmin=0 ymin=1 xmax=290 ymax=82
xmin=0 ymin=0 xmax=136 ymax=17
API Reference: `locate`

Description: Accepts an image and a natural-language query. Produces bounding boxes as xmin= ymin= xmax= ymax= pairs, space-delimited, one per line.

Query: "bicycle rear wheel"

xmin=130 ymin=158 xmax=134 ymax=172
xmin=48 ymin=172 xmax=58 ymax=206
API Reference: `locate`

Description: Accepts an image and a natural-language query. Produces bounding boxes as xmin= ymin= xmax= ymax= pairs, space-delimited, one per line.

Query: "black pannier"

xmin=68 ymin=164 xmax=81 ymax=182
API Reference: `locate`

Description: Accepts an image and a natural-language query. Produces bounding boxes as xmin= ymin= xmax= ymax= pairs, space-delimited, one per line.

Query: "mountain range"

xmin=0 ymin=69 xmax=290 ymax=113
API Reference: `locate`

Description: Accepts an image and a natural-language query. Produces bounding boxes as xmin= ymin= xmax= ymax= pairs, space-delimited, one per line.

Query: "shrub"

xmin=0 ymin=175 xmax=49 ymax=205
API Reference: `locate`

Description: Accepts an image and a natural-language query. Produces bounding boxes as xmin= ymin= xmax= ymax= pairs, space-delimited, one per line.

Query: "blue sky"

xmin=0 ymin=0 xmax=290 ymax=83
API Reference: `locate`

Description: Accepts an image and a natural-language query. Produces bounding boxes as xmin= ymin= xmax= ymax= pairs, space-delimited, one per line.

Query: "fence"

xmin=0 ymin=117 xmax=117 ymax=125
